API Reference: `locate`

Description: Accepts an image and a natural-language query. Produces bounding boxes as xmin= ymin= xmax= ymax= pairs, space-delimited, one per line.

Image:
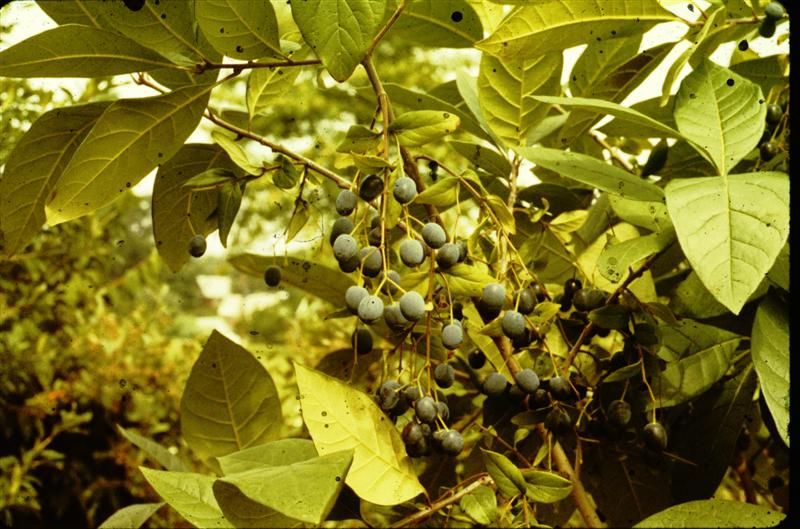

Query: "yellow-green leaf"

xmin=196 ymin=0 xmax=282 ymax=60
xmin=139 ymin=468 xmax=233 ymax=528
xmin=389 ymin=110 xmax=460 ymax=147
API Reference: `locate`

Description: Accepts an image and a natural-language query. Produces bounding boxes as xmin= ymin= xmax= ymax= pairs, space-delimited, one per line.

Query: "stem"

xmin=390 ymin=475 xmax=494 ymax=528
xmin=197 ymin=58 xmax=321 ymax=73
xmin=366 ymin=0 xmax=407 ymax=56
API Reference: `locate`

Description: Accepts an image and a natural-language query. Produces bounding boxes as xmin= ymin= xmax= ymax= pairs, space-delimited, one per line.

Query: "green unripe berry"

xmin=359 ymin=247 xmax=382 ymax=277
xmin=482 ymin=372 xmax=507 ymax=397
xmin=400 ymin=239 xmax=425 ymax=267
xmin=548 ymin=376 xmax=572 ymax=401
xmin=456 ymin=240 xmax=468 ymax=262
xmin=380 ymin=269 xmax=401 ymax=295
xmin=421 ymin=222 xmax=446 ymax=249
xmin=383 ymin=304 xmax=410 ymax=332
xmin=352 ymin=329 xmax=373 ymax=355
xmin=264 ymin=265 xmax=282 ymax=287
xmin=544 ymin=407 xmax=572 ymax=435
xmin=188 ymin=234 xmax=207 ymax=257
xmin=392 ymin=176 xmax=417 ymax=204
xmin=501 ymin=310 xmax=526 ymax=339
xmin=516 ymin=288 xmax=536 ymax=315
xmin=764 ymin=2 xmax=785 ymax=20
xmin=436 ymin=243 xmax=460 ymax=269
xmin=441 ymin=430 xmax=464 ymax=456
xmin=399 ymin=291 xmax=426 ymax=321
xmin=415 ymin=396 xmax=437 ymax=423
xmin=335 ymin=189 xmax=357 ymax=216
xmin=766 ymin=103 xmax=784 ymax=126
xmin=357 ymin=295 xmax=384 ymax=324
xmin=760 ymin=141 xmax=780 ymax=161
xmin=435 ymin=401 xmax=449 ymax=422
xmin=359 ymin=174 xmax=384 ymax=201
xmin=514 ymin=369 xmax=540 ymax=394
xmin=345 ymin=285 xmax=368 ymax=314
xmin=572 ymin=288 xmax=607 ymax=311
xmin=434 ymin=363 xmax=455 ymax=388
xmin=642 ymin=422 xmax=668 ymax=451
xmin=481 ymin=283 xmax=506 ymax=312
xmin=441 ymin=323 xmax=463 ymax=349
xmin=329 ymin=217 xmax=354 ymax=245
xmin=333 ymin=234 xmax=358 ymax=262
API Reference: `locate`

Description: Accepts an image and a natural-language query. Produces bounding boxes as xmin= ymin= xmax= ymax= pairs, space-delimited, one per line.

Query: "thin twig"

xmin=366 ymin=0 xmax=407 ymax=56
xmin=197 ymin=58 xmax=321 ymax=73
xmin=390 ymin=474 xmax=494 ymax=528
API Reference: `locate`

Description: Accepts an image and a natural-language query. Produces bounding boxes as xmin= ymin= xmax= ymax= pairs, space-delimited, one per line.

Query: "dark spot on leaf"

xmin=689 ymin=93 xmax=696 ymax=99
xmin=220 ymin=27 xmax=225 ymax=34
xmin=125 ymin=182 xmax=131 ymax=188
xmin=335 ymin=476 xmax=341 ymax=481
xmin=236 ymin=45 xmax=244 ymax=53
xmin=450 ymin=11 xmax=463 ymax=22
xmin=160 ymin=13 xmax=167 ymax=20
xmin=211 ymin=362 xmax=217 ymax=368
xmin=688 ymin=3 xmax=694 ymax=11
xmin=726 ymin=78 xmax=734 ymax=86
xmin=321 ymin=411 xmax=327 ymax=416
xmin=123 ymin=0 xmax=145 ymax=11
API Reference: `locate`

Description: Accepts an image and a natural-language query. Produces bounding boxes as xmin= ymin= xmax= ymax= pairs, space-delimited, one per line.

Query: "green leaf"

xmin=459 ymin=485 xmax=498 ymax=525
xmin=212 ymin=130 xmax=262 ymax=175
xmin=598 ymin=96 xmax=677 ymax=138
xmin=444 ymin=263 xmax=497 ymax=298
xmin=246 ymin=52 xmax=308 ymax=117
xmin=285 ymin=200 xmax=310 ymax=242
xmin=481 ymin=449 xmax=526 ymax=499
xmin=183 ymin=169 xmax=237 ymax=189
xmin=651 ymin=321 xmax=744 ymax=408
xmin=336 ymin=125 xmax=382 ymax=154
xmin=634 ymin=499 xmax=785 ymax=528
xmin=389 ymin=0 xmax=483 ymax=48
xmin=291 ymin=0 xmax=387 ymax=82
xmin=476 ymin=1 xmax=675 ymax=60
xmin=751 ymin=295 xmax=790 ymax=447
xmin=608 ymin=195 xmax=672 ymax=233
xmin=519 ymin=469 xmax=572 ymax=504
xmin=477 ymin=52 xmax=561 ymax=147
xmin=389 ymin=110 xmax=460 ymax=147
xmin=462 ymin=305 xmax=511 ymax=380
xmin=36 ymin=0 xmax=103 ymax=26
xmin=212 ymin=481 xmax=300 ymax=528
xmin=0 ymin=25 xmax=179 ymax=78
xmin=486 ymin=195 xmax=515 ymax=234
xmin=180 ymin=330 xmax=282 ymax=461
xmin=549 ymin=210 xmax=588 ymax=234
xmin=455 ymin=70 xmax=503 ymax=146
xmin=766 ymin=242 xmax=789 ymax=292
xmin=665 ymin=172 xmax=789 ymax=314
xmin=670 ymin=366 xmax=757 ymax=502
xmin=92 ymin=0 xmax=207 ymax=66
xmin=730 ymin=55 xmax=788 ymax=96
xmin=117 ymin=425 xmax=187 ymax=472
xmin=45 ymin=84 xmax=213 ymax=225
xmin=139 ymin=468 xmax=233 ymax=528
xmin=293 ymin=363 xmax=424 ymax=505
xmin=217 ymin=183 xmax=243 ymax=248
xmin=674 ymin=59 xmax=765 ymax=176
xmin=414 ymin=177 xmax=459 ymax=207
xmin=98 ymin=502 xmax=164 ymax=529
xmin=228 ymin=254 xmax=355 ymax=306
xmin=0 ymin=102 xmax=108 ymax=256
xmin=588 ymin=304 xmax=632 ymax=331
xmin=349 ymin=153 xmax=393 ymax=174
xmin=517 ymin=147 xmax=664 ymax=202
xmin=196 ymin=0 xmax=282 ymax=60
xmin=216 ymin=450 xmax=352 ymax=524
xmin=217 ymin=439 xmax=319 ymax=475
xmin=273 ymin=155 xmax=299 ymax=189
xmin=152 ymin=144 xmax=240 ymax=272
xmin=447 ymin=140 xmax=511 ymax=177
xmin=604 ymin=361 xmax=643 ymax=383
xmin=597 ymin=229 xmax=676 ymax=284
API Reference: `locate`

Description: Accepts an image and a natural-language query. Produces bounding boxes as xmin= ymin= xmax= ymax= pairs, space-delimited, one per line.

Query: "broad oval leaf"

xmin=97 ymin=502 xmax=164 ymax=529
xmin=152 ymin=144 xmax=241 ymax=273
xmin=389 ymin=110 xmax=460 ymax=147
xmin=291 ymin=0 xmax=387 ymax=82
xmin=634 ymin=499 xmax=785 ymax=528
xmin=665 ymin=172 xmax=789 ymax=314
xmin=674 ymin=59 xmax=765 ymax=176
xmin=478 ymin=52 xmax=561 ymax=147
xmin=459 ymin=485 xmax=498 ymax=526
xmin=36 ymin=0 xmax=103 ymax=26
xmin=246 ymin=50 xmax=309 ymax=117
xmin=414 ymin=176 xmax=459 ymax=207
xmin=216 ymin=450 xmax=353 ymax=524
xmin=0 ymin=25 xmax=178 ymax=78
xmin=212 ymin=130 xmax=262 ymax=175
xmin=598 ymin=229 xmax=676 ymax=284
xmin=389 ymin=0 xmax=483 ymax=48
xmin=196 ymin=0 xmax=282 ymax=60
xmin=228 ymin=253 xmax=355 ymax=307
xmin=45 ymin=84 xmax=213 ymax=225
xmin=476 ymin=1 xmax=675 ymax=60
xmin=751 ymin=295 xmax=790 ymax=447
xmin=293 ymin=363 xmax=424 ymax=505
xmin=608 ymin=194 xmax=672 ymax=233
xmin=217 ymin=439 xmax=319 ymax=475
xmin=520 ymin=469 xmax=573 ymax=504
xmin=180 ymin=330 xmax=283 ymax=461
xmin=0 ymin=102 xmax=108 ymax=256
xmin=139 ymin=467 xmax=233 ymax=528
xmin=212 ymin=481 xmax=300 ymax=529
xmin=518 ymin=146 xmax=665 ymax=202
xmin=447 ymin=140 xmax=511 ymax=177
xmin=481 ymin=449 xmax=526 ymax=499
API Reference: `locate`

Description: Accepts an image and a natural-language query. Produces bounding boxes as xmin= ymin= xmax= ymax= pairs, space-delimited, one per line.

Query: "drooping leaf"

xmin=389 ymin=0 xmax=483 ymax=48
xmin=36 ymin=0 xmax=103 ymax=27
xmin=476 ymin=1 xmax=675 ymax=60
xmin=117 ymin=425 xmax=188 ymax=472
xmin=215 ymin=450 xmax=353 ymax=524
xmin=97 ymin=502 xmax=164 ymax=529
xmin=459 ymin=485 xmax=498 ymax=525
xmin=293 ymin=363 xmax=425 ymax=505
xmin=447 ymin=140 xmax=511 ymax=177
xmin=607 ymin=195 xmax=672 ymax=233
xmin=211 ymin=130 xmax=262 ymax=175
xmin=180 ymin=330 xmax=283 ymax=462
xmin=518 ymin=147 xmax=664 ymax=202
xmin=217 ymin=439 xmax=319 ymax=475
xmin=477 ymin=52 xmax=561 ymax=147
xmin=414 ymin=177 xmax=460 ymax=207
xmin=285 ymin=200 xmax=310 ymax=242
xmin=633 ymin=499 xmax=785 ymax=528
xmin=139 ymin=468 xmax=233 ymax=528
xmin=486 ymin=195 xmax=515 ymax=234
xmin=246 ymin=51 xmax=309 ymax=117
xmin=273 ymin=155 xmax=300 ymax=189
xmin=673 ymin=59 xmax=765 ymax=176
xmin=196 ymin=0 xmax=282 ymax=60
xmin=0 ymin=102 xmax=108 ymax=256
xmin=217 ymin=183 xmax=243 ymax=248
xmin=0 ymin=25 xmax=179 ymax=78
xmin=389 ymin=110 xmax=460 ymax=147
xmin=598 ymin=229 xmax=676 ymax=284
xmin=598 ymin=95 xmax=677 ymax=138
xmin=462 ymin=304 xmax=511 ymax=380
xmin=183 ymin=169 xmax=238 ymax=189
xmin=751 ymin=294 xmax=790 ymax=447
xmin=336 ymin=125 xmax=382 ymax=154
xmin=665 ymin=172 xmax=789 ymax=314
xmin=481 ymin=449 xmax=526 ymax=499
xmin=519 ymin=469 xmax=573 ymax=504
xmin=228 ymin=254 xmax=355 ymax=306
xmin=46 ymin=84 xmax=213 ymax=225
xmin=290 ymin=0 xmax=388 ymax=82
xmin=152 ymin=144 xmax=241 ymax=273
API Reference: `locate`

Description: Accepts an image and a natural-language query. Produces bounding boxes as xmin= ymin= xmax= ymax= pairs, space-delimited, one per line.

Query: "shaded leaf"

xmin=389 ymin=110 xmax=460 ymax=147
xmin=217 ymin=439 xmax=319 ymax=475
xmin=459 ymin=485 xmax=498 ymax=525
xmin=139 ymin=468 xmax=233 ymax=528
xmin=246 ymin=52 xmax=308 ymax=117
xmin=481 ymin=449 xmax=526 ymax=499
xmin=447 ymin=140 xmax=511 ymax=177
xmin=634 ymin=499 xmax=784 ymax=528
xmin=212 ymin=130 xmax=262 ymax=175
xmin=196 ymin=0 xmax=282 ymax=60
xmin=117 ymin=425 xmax=187 ymax=472
xmin=180 ymin=330 xmax=282 ymax=461
xmin=217 ymin=183 xmax=243 ymax=248
xmin=98 ymin=503 xmax=164 ymax=529
xmin=212 ymin=482 xmax=299 ymax=528
xmin=520 ymin=469 xmax=572 ymax=504
xmin=414 ymin=176 xmax=459 ymax=207
xmin=183 ymin=168 xmax=237 ymax=189
xmin=36 ymin=0 xmax=103 ymax=27
xmin=294 ymin=363 xmax=424 ymax=505
xmin=273 ymin=155 xmax=300 ymax=189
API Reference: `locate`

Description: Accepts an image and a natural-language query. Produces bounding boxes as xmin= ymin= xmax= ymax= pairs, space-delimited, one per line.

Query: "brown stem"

xmin=197 ymin=58 xmax=321 ymax=73
xmin=366 ymin=0 xmax=407 ymax=56
xmin=735 ymin=454 xmax=758 ymax=504
xmin=390 ymin=474 xmax=494 ymax=528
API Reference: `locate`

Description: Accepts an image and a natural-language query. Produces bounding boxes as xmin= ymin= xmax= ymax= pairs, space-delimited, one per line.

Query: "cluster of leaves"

xmin=0 ymin=0 xmax=790 ymax=528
